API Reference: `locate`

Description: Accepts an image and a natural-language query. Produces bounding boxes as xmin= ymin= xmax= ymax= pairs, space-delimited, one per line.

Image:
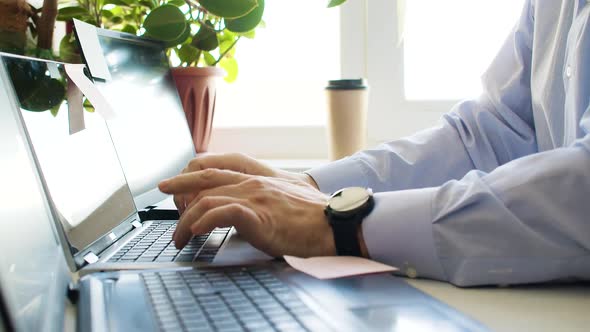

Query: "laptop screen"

xmin=0 ymin=55 xmax=70 ymax=332
xmin=91 ymin=29 xmax=196 ymax=209
xmin=2 ymin=55 xmax=138 ymax=252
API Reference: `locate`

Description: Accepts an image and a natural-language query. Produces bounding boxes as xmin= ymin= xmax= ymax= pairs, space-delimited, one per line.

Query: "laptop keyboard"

xmin=108 ymin=221 xmax=230 ymax=263
xmin=142 ymin=268 xmax=328 ymax=332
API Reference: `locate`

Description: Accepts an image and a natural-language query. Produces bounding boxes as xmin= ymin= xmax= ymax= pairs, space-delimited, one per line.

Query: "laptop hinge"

xmin=83 ymin=252 xmax=99 ymax=264
xmin=131 ymin=220 xmax=142 ymax=229
xmin=67 ymin=282 xmax=80 ymax=304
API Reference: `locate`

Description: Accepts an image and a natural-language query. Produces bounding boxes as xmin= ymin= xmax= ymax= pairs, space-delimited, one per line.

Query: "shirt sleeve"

xmin=310 ymin=1 xmax=590 ymax=286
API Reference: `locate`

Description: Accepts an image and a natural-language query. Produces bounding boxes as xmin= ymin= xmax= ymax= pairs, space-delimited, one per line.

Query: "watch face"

xmin=329 ymin=187 xmax=371 ymax=212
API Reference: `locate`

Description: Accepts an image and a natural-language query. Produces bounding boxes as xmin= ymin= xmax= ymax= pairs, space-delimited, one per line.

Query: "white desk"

xmin=407 ymin=279 xmax=590 ymax=332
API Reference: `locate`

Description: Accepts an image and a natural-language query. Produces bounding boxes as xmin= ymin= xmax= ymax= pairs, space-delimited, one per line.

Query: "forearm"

xmin=360 ymin=140 xmax=590 ymax=286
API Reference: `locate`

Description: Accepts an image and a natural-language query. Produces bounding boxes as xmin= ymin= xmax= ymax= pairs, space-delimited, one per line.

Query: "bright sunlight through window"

xmin=213 ymin=0 xmax=340 ymax=128
xmin=404 ymin=0 xmax=525 ymax=100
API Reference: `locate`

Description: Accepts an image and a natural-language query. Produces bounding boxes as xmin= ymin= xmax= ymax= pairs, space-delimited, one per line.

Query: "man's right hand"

xmin=171 ymin=153 xmax=318 ymax=215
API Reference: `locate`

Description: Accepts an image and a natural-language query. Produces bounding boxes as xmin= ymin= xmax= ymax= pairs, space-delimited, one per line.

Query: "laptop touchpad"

xmin=351 ymin=305 xmax=473 ymax=332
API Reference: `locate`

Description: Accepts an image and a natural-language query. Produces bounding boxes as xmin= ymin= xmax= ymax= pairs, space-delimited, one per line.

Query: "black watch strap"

xmin=331 ymin=217 xmax=362 ymax=256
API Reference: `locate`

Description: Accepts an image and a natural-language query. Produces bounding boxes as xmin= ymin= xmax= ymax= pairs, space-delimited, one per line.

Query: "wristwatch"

xmin=324 ymin=187 xmax=374 ymax=256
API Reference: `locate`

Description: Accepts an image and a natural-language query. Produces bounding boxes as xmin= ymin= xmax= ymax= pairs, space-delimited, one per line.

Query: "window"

xmin=404 ymin=0 xmax=525 ymax=100
xmin=209 ymin=0 xmax=340 ymax=158
xmin=213 ymin=0 xmax=340 ymax=128
xmin=353 ymin=0 xmax=528 ymax=144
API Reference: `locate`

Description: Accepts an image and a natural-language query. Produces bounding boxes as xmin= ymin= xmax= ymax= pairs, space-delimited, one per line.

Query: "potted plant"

xmin=2 ymin=0 xmax=347 ymax=151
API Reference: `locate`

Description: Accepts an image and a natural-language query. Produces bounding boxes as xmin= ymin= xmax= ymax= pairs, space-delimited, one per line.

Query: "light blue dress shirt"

xmin=307 ymin=0 xmax=590 ymax=286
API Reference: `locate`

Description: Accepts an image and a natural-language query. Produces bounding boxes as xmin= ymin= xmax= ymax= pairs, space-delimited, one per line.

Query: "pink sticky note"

xmin=283 ymin=255 xmax=397 ymax=280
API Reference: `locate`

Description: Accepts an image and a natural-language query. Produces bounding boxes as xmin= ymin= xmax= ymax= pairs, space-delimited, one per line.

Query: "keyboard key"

xmin=203 ymin=233 xmax=227 ymax=249
xmin=174 ymin=254 xmax=195 ymax=262
xmin=155 ymin=256 xmax=174 ymax=262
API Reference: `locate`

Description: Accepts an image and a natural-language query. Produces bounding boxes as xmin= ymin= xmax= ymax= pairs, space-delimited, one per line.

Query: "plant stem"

xmin=37 ymin=0 xmax=58 ymax=50
xmin=213 ymin=36 xmax=240 ymax=66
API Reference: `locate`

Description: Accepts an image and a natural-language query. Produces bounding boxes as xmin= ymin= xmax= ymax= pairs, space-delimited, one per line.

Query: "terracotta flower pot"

xmin=171 ymin=66 xmax=225 ymax=153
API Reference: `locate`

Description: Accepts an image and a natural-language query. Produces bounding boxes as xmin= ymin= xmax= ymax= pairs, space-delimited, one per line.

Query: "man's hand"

xmin=158 ymin=169 xmax=335 ymax=257
xmin=172 ymin=153 xmax=318 ymax=215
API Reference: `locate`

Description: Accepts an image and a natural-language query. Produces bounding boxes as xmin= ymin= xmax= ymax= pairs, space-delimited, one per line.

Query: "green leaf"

xmin=327 ymin=0 xmax=346 ymax=8
xmin=199 ymin=0 xmax=258 ymax=19
xmin=103 ymin=0 xmax=130 ymax=6
xmin=101 ymin=9 xmax=114 ymax=19
xmin=225 ymin=0 xmax=264 ymax=33
xmin=111 ymin=16 xmax=124 ymax=24
xmin=191 ymin=21 xmax=218 ymax=51
xmin=219 ymin=57 xmax=237 ymax=83
xmin=143 ymin=4 xmax=187 ymax=41
xmin=110 ymin=7 xmax=125 ymax=16
xmin=121 ymin=24 xmax=138 ymax=35
xmin=218 ymin=30 xmax=236 ymax=43
xmin=36 ymin=48 xmax=54 ymax=60
xmin=138 ymin=0 xmax=155 ymax=9
xmin=203 ymin=52 xmax=216 ymax=66
xmin=58 ymin=33 xmax=81 ymax=63
xmin=239 ymin=29 xmax=255 ymax=39
xmin=219 ymin=40 xmax=236 ymax=57
xmin=21 ymin=78 xmax=66 ymax=112
xmin=57 ymin=6 xmax=90 ymax=21
xmin=50 ymin=101 xmax=62 ymax=117
xmin=178 ymin=44 xmax=199 ymax=64
xmin=167 ymin=0 xmax=186 ymax=7
xmin=83 ymin=98 xmax=95 ymax=113
xmin=164 ymin=22 xmax=190 ymax=47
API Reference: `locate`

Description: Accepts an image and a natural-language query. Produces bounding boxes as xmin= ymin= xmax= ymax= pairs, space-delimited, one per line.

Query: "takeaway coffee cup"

xmin=325 ymin=79 xmax=369 ymax=160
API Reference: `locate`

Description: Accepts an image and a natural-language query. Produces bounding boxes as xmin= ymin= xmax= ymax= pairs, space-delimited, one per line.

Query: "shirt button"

xmin=566 ymin=65 xmax=573 ymax=78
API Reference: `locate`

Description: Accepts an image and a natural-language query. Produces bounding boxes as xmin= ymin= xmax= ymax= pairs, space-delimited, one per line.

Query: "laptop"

xmin=72 ymin=20 xmax=272 ymax=266
xmin=0 ymin=64 xmax=488 ymax=332
xmin=0 ymin=53 xmax=259 ymax=273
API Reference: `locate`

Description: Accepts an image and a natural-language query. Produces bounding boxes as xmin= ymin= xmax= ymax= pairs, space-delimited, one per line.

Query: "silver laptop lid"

xmin=1 ymin=54 xmax=140 ymax=269
xmin=0 ymin=54 xmax=70 ymax=332
xmin=76 ymin=24 xmax=196 ymax=209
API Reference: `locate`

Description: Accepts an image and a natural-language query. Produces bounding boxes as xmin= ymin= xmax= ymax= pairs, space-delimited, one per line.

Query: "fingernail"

xmin=158 ymin=180 xmax=169 ymax=191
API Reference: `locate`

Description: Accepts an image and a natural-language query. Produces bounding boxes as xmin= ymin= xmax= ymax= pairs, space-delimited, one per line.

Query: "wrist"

xmin=301 ymin=173 xmax=320 ymax=190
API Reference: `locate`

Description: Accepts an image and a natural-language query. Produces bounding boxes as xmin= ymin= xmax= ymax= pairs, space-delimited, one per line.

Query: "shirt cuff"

xmin=305 ymin=157 xmax=368 ymax=194
xmin=362 ymin=188 xmax=447 ymax=281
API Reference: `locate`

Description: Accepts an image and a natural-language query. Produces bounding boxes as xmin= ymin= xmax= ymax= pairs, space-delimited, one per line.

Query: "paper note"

xmin=73 ymin=19 xmax=112 ymax=81
xmin=47 ymin=62 xmax=61 ymax=79
xmin=284 ymin=255 xmax=397 ymax=280
xmin=64 ymin=64 xmax=116 ymax=121
xmin=66 ymin=80 xmax=85 ymax=134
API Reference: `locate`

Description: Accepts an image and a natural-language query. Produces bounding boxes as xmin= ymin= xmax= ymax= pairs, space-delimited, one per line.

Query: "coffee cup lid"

xmin=326 ymin=79 xmax=368 ymax=90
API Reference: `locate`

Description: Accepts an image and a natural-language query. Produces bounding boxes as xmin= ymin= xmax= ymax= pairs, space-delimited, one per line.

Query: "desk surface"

xmin=407 ymin=278 xmax=590 ymax=332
